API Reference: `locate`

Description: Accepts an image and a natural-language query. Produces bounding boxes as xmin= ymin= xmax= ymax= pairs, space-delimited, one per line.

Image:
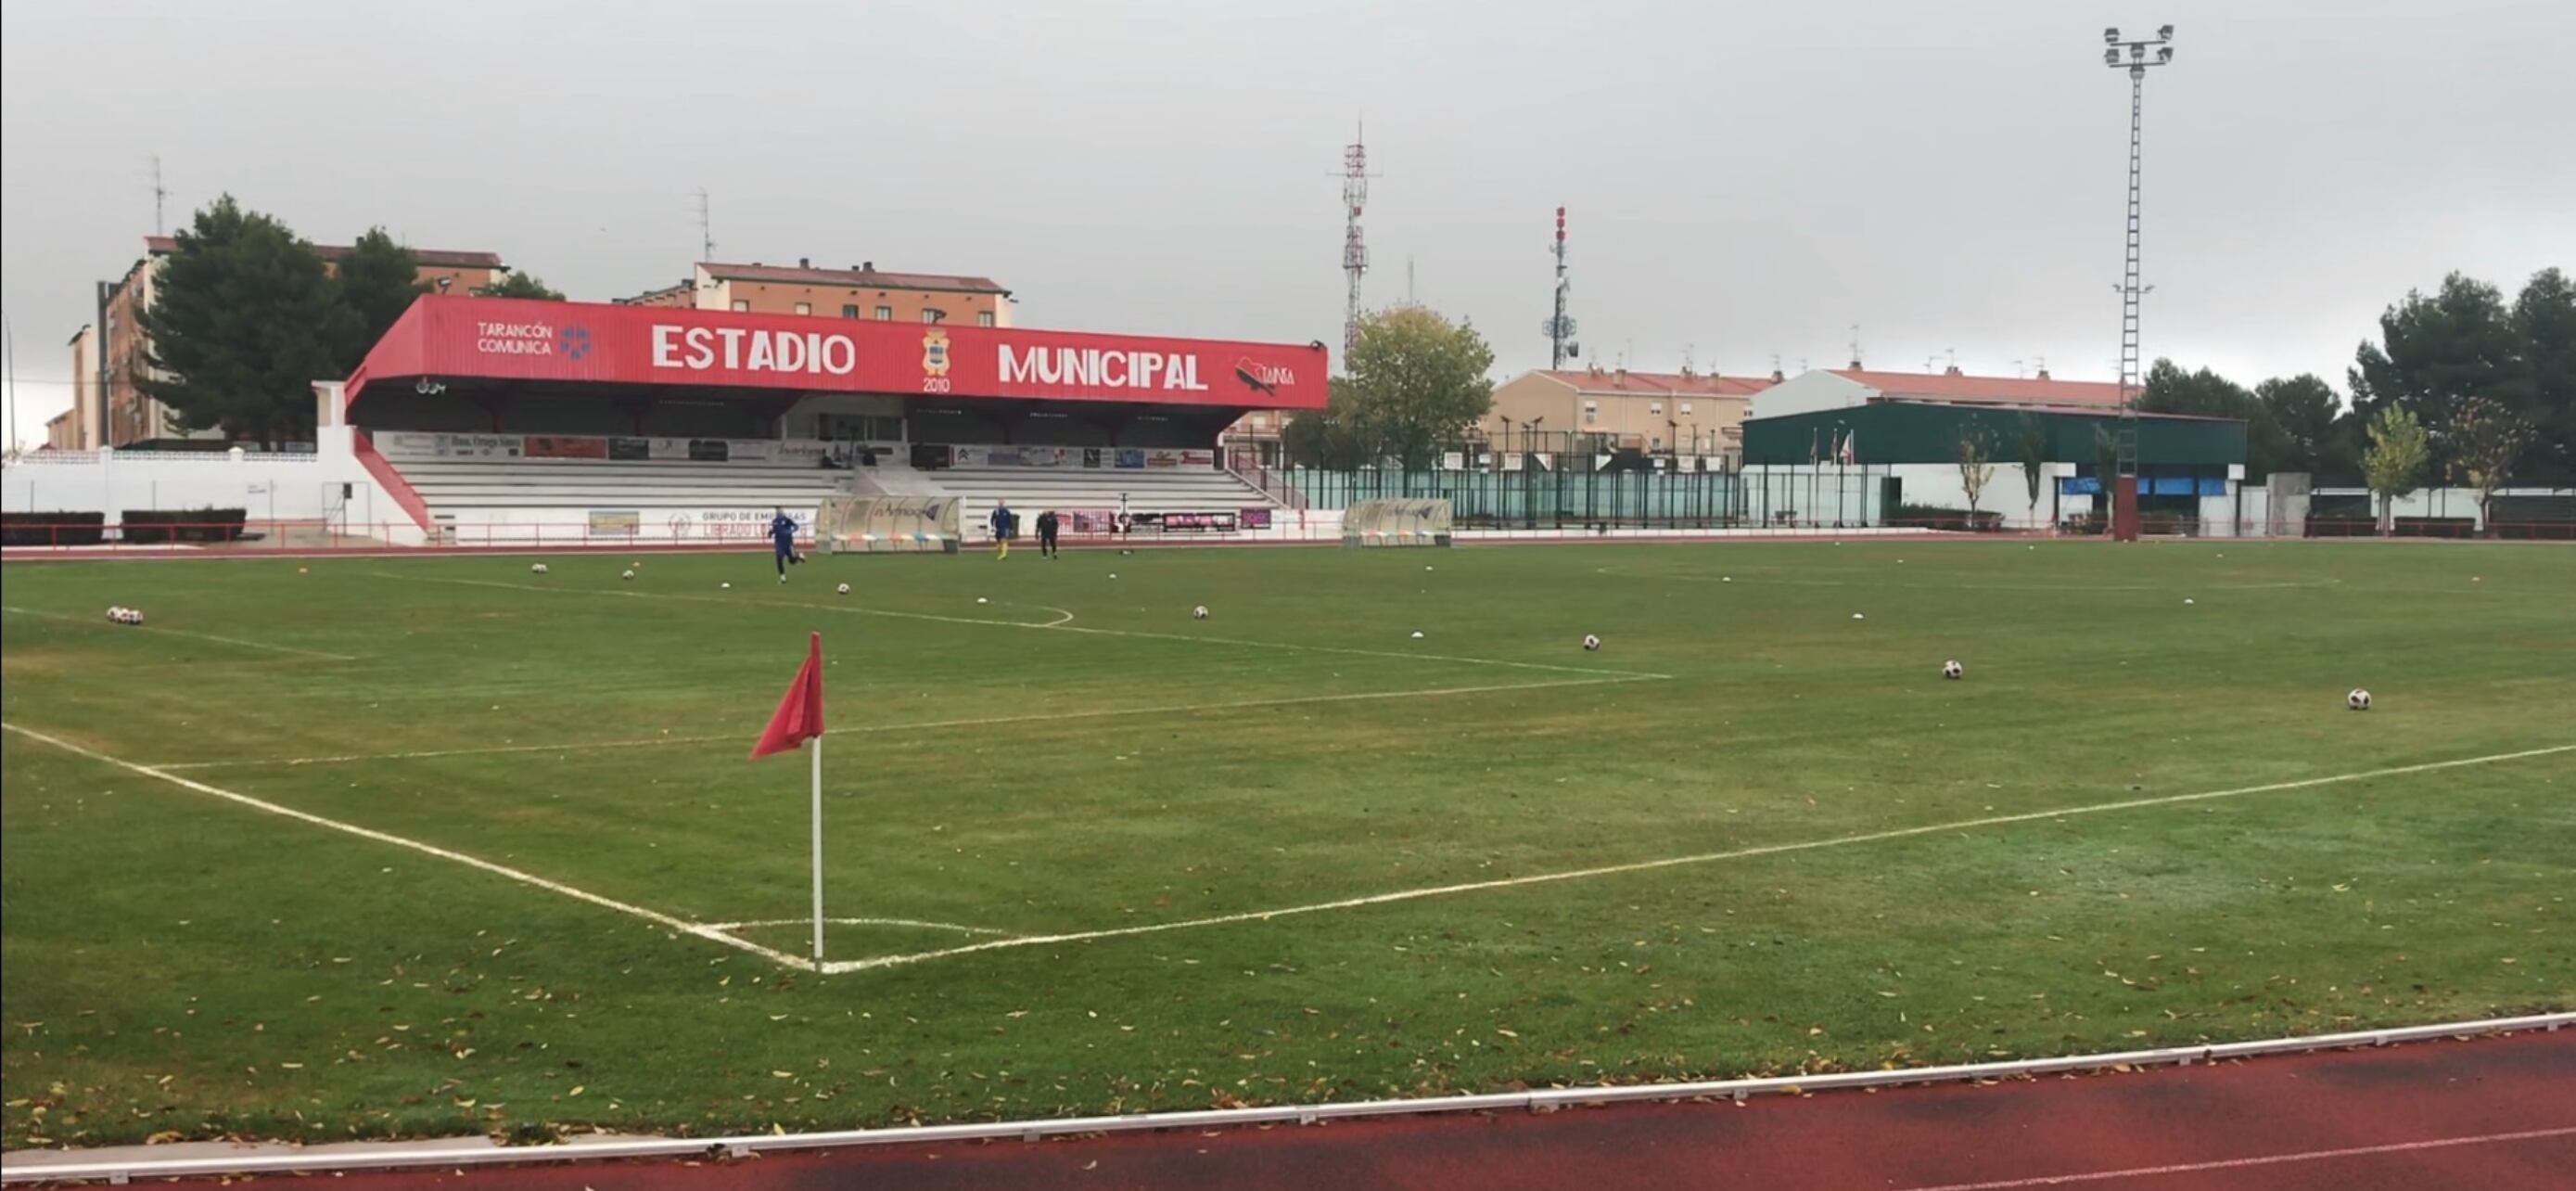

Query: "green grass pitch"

xmin=3 ymin=540 xmax=2570 ymax=1147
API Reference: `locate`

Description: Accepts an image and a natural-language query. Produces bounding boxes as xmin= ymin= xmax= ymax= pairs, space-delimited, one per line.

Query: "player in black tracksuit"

xmin=1036 ymin=509 xmax=1061 ymax=558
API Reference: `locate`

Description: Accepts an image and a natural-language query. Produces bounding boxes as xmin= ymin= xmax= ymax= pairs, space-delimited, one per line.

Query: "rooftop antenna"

xmin=148 ymin=155 xmax=170 ymax=236
xmin=1848 ymin=325 xmax=1863 ymax=369
xmin=1680 ymin=343 xmax=1696 ymax=376
xmin=1946 ymin=348 xmax=1958 ymax=371
xmin=1333 ymin=123 xmax=1378 ymax=361
xmin=690 ymin=187 xmax=715 ymax=263
xmin=1541 ymin=205 xmax=1578 ymax=368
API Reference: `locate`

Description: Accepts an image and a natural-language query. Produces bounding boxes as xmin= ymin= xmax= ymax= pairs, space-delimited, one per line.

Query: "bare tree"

xmin=1958 ymin=429 xmax=1996 ymax=531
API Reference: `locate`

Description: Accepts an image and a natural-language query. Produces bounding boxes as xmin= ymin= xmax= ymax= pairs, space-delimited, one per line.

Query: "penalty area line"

xmin=148 ymin=673 xmax=1662 ymax=771
xmin=3 ymin=605 xmax=359 ymax=661
xmin=0 ymin=721 xmax=809 ymax=972
xmin=822 ymin=742 xmax=2576 ymax=975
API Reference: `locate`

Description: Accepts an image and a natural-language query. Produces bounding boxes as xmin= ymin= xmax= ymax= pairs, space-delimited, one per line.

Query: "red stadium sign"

xmin=347 ymin=297 xmax=1328 ymax=412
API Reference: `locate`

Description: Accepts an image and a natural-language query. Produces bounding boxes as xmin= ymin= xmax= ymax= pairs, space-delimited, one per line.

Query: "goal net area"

xmin=816 ymin=497 xmax=963 ymax=554
xmin=1342 ymin=498 xmax=1453 ymax=547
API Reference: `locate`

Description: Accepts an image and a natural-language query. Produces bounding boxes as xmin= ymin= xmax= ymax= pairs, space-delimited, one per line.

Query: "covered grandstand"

xmin=334 ymin=296 xmax=1328 ymax=545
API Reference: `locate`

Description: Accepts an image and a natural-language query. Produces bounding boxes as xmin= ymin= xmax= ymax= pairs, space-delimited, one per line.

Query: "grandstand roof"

xmin=341 ymin=295 xmax=1327 ymax=415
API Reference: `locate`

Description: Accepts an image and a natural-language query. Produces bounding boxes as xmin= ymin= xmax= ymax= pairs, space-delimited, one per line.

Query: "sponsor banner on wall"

xmin=1014 ymin=447 xmax=1073 ymax=468
xmin=952 ymin=445 xmax=988 ymax=467
xmin=1153 ymin=510 xmax=1237 ymax=532
xmin=1238 ymin=507 xmax=1272 ymax=530
xmin=664 ymin=508 xmax=799 ymax=541
xmin=527 ymin=435 xmax=609 ymax=460
xmin=437 ymin=433 xmax=523 ymax=458
xmin=647 ymin=438 xmax=693 ymax=460
xmin=730 ymin=440 xmax=774 ymax=462
xmin=1066 ymin=508 xmax=1120 ymax=533
xmin=1082 ymin=447 xmax=1104 ymax=468
xmin=380 ymin=431 xmax=440 ymax=456
xmin=1115 ymin=449 xmax=1146 ymax=469
xmin=588 ymin=509 xmax=641 ymax=534
xmin=607 ymin=437 xmax=651 ymax=461
xmin=775 ymin=440 xmax=830 ymax=463
xmin=686 ymin=439 xmax=730 ymax=463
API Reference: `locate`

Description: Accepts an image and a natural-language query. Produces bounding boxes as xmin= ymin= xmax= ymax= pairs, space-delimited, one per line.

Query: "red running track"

xmin=236 ymin=1030 xmax=2576 ymax=1190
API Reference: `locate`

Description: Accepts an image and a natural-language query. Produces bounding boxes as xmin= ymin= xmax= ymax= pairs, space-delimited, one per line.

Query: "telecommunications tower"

xmin=1541 ymin=206 xmax=1578 ymax=368
xmin=1336 ymin=129 xmax=1374 ymax=360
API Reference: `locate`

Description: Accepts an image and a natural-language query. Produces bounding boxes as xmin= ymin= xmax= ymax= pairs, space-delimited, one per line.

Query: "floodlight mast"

xmin=2101 ymin=23 xmax=2175 ymax=481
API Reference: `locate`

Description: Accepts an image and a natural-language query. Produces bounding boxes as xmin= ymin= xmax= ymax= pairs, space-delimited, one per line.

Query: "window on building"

xmin=1680 ymin=403 xmax=1693 ymax=416
xmin=730 ymin=299 xmax=750 ymax=312
xmin=1583 ymin=402 xmax=1599 ymax=425
xmin=1649 ymin=403 xmax=1663 ymax=416
xmin=976 ymin=311 xmax=995 ymax=327
xmin=841 ymin=304 xmax=860 ymax=318
xmin=924 ymin=309 xmax=947 ymax=324
xmin=874 ymin=306 xmax=893 ymax=320
xmin=793 ymin=301 xmax=812 ymax=315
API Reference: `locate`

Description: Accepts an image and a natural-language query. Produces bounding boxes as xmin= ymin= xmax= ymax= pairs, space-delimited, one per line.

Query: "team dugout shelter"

xmin=332 ymin=296 xmax=1327 ymax=544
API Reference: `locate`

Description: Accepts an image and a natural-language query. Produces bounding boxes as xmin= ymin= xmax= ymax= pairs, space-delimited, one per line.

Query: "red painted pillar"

xmin=2111 ymin=476 xmax=2141 ymax=542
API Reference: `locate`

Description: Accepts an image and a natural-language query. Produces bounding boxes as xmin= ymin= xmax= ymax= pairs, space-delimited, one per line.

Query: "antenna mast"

xmin=149 ymin=155 xmax=170 ymax=236
xmin=691 ymin=188 xmax=716 ymax=263
xmin=1541 ymin=206 xmax=1577 ymax=368
xmin=1335 ymin=127 xmax=1374 ymax=361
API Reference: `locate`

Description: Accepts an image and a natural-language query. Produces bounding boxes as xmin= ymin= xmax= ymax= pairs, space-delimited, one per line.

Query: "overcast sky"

xmin=5 ymin=0 xmax=2571 ymax=446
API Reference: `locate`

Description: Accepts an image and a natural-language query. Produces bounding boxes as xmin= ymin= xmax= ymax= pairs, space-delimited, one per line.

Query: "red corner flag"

xmin=749 ymin=633 xmax=825 ymax=759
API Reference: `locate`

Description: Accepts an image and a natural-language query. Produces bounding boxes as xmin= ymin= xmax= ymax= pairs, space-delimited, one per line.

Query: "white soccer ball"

xmin=106 ymin=607 xmax=123 ymax=622
xmin=127 ymin=608 xmax=143 ymax=625
xmin=1852 ymin=612 xmax=1866 ymax=621
xmin=836 ymin=583 xmax=851 ymax=595
xmin=1582 ymin=634 xmax=1601 ymax=652
xmin=2346 ymin=688 xmax=2372 ymax=711
xmin=530 ymin=562 xmax=548 ymax=574
xmin=620 ymin=570 xmax=635 ymax=581
xmin=1409 ymin=630 xmax=1424 ymax=639
xmin=720 ymin=582 xmax=731 ymax=590
xmin=1943 ymin=660 xmax=1964 ymax=680
xmin=1192 ymin=606 xmax=1209 ymax=620
xmin=976 ymin=597 xmax=988 ymax=605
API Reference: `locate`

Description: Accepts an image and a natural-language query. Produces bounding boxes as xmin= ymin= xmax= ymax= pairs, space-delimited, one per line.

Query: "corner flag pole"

xmin=810 ymin=733 xmax=825 ymax=967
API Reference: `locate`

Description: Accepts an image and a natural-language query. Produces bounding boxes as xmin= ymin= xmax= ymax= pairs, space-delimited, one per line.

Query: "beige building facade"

xmin=1481 ymin=366 xmax=1777 ymax=460
xmin=621 ymin=261 xmax=1013 ymax=329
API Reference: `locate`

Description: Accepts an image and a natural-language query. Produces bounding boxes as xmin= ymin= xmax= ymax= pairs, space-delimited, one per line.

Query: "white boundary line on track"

xmin=2 ymin=1014 xmax=2566 ymax=1185
xmin=148 ymin=674 xmax=1661 ymax=771
xmin=2 ymin=604 xmax=360 ymax=661
xmin=370 ymin=570 xmax=1670 ymax=680
xmin=0 ymin=721 xmax=804 ymax=970
xmin=1890 ymin=1126 xmax=2576 ymax=1191
xmin=821 ymin=743 xmax=2576 ymax=973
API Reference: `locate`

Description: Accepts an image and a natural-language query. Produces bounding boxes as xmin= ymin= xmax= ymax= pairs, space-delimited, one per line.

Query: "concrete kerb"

xmin=5 ymin=1014 xmax=2565 ymax=1185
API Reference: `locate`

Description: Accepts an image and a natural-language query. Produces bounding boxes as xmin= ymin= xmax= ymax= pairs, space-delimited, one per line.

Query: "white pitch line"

xmin=822 ymin=743 xmax=2576 ymax=974
xmin=1890 ymin=1125 xmax=2576 ymax=1191
xmin=371 ymin=571 xmax=1668 ymax=681
xmin=149 ymin=673 xmax=1659 ymax=771
xmin=0 ymin=721 xmax=809 ymax=971
xmin=704 ymin=917 xmax=1019 ymax=937
xmin=2 ymin=605 xmax=359 ymax=661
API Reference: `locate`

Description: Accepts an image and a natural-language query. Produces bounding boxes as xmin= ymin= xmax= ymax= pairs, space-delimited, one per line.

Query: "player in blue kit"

xmin=771 ymin=507 xmax=802 ymax=582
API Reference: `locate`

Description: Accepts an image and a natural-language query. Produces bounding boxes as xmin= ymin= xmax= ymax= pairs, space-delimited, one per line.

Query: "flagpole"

xmin=810 ymin=734 xmax=825 ymax=969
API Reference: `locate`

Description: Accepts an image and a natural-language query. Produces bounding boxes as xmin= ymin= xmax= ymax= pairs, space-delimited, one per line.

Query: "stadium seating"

xmin=395 ymin=457 xmax=861 ymax=510
xmin=930 ymin=467 xmax=1275 ymax=534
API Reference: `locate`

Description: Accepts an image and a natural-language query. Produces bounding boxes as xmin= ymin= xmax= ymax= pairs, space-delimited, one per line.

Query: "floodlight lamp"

xmin=2158 ymin=24 xmax=2174 ymax=40
xmin=2104 ymin=27 xmax=2120 ymax=43
xmin=2158 ymin=46 xmax=2173 ymax=62
xmin=2131 ymin=43 xmax=2147 ymax=59
xmin=2104 ymin=48 xmax=2120 ymax=65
